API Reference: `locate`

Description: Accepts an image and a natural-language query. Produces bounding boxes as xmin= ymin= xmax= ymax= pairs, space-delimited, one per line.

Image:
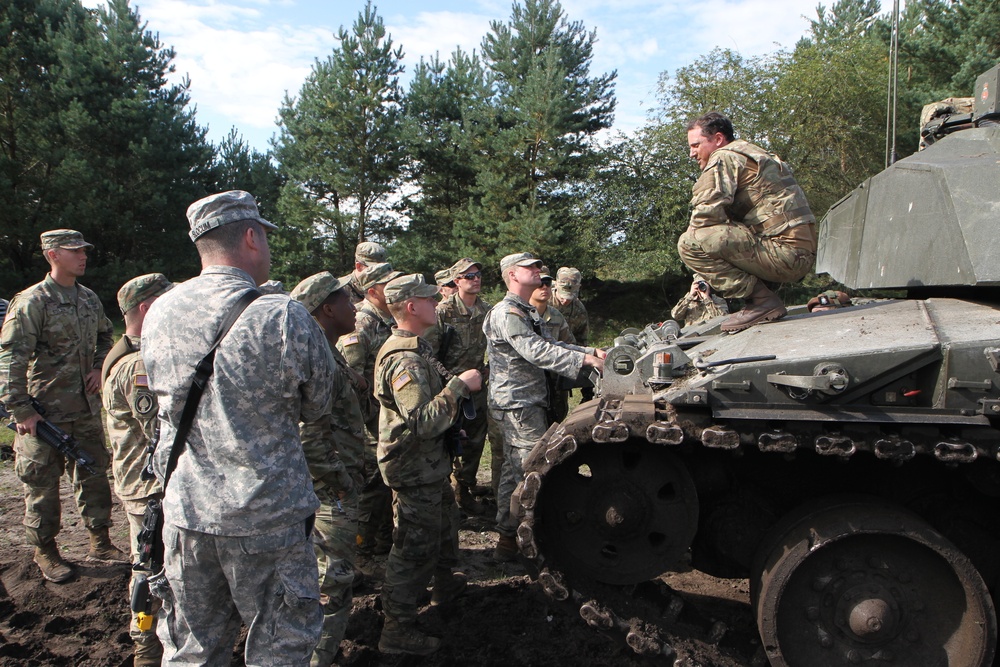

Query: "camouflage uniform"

xmin=677 ymin=140 xmax=817 ymax=299
xmin=557 ymin=295 xmax=589 ymax=348
xmin=0 ymin=273 xmax=115 ymax=548
xmin=101 ymin=333 xmax=164 ymax=665
xmin=143 ymin=265 xmax=333 ymax=664
xmin=484 ymin=293 xmax=595 ymax=538
xmin=554 ymin=269 xmax=591 ymax=401
xmin=538 ymin=304 xmax=574 ymax=423
xmin=299 ymin=343 xmax=369 ymax=665
xmin=670 ymin=292 xmax=730 ymax=327
xmin=337 ymin=297 xmax=396 ymax=560
xmin=375 ymin=329 xmax=467 ymax=628
xmin=424 ymin=292 xmax=491 ymax=496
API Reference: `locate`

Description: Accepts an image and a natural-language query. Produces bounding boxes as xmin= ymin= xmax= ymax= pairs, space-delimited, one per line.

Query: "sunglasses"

xmin=458 ymin=272 xmax=482 ymax=280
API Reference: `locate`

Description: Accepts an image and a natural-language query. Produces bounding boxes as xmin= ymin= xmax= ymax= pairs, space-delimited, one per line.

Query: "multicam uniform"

xmin=425 ymin=293 xmax=491 ymax=495
xmin=299 ymin=342 xmax=370 ymax=665
xmin=337 ymin=300 xmax=395 ymax=559
xmin=677 ymin=140 xmax=817 ymax=299
xmin=142 ymin=266 xmax=334 ymax=665
xmin=0 ymin=274 xmax=115 ymax=548
xmin=670 ymin=292 xmax=730 ymax=327
xmin=483 ymin=293 xmax=595 ymax=539
xmin=557 ymin=296 xmax=589 ymax=348
xmin=374 ymin=329 xmax=467 ymax=627
xmin=101 ymin=334 xmax=163 ymax=665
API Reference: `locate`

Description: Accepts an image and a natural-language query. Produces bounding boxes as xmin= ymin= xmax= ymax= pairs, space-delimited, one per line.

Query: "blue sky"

xmin=86 ymin=0 xmax=825 ymax=153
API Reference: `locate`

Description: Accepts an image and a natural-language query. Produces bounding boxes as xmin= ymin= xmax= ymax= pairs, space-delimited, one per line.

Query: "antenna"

xmin=884 ymin=0 xmax=901 ymax=167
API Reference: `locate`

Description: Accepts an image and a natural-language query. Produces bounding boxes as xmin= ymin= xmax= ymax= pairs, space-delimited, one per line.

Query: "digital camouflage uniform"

xmin=538 ymin=304 xmax=575 ymax=423
xmin=424 ymin=292 xmax=491 ymax=496
xmin=337 ymin=296 xmax=396 ymax=560
xmin=670 ymin=292 xmax=730 ymax=327
xmin=143 ymin=265 xmax=333 ymax=665
xmin=101 ymin=333 xmax=164 ymax=665
xmin=677 ymin=140 xmax=817 ymax=299
xmin=375 ymin=329 xmax=467 ymax=630
xmin=483 ymin=293 xmax=594 ymax=539
xmin=0 ymin=273 xmax=115 ymax=549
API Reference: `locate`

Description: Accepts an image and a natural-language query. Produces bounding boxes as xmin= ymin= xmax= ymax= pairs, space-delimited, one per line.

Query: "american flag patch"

xmin=341 ymin=334 xmax=360 ymax=346
xmin=392 ymin=371 xmax=413 ymax=391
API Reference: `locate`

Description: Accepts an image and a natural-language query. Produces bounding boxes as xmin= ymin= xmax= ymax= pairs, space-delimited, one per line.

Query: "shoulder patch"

xmin=134 ymin=392 xmax=155 ymax=416
xmin=342 ymin=334 xmax=360 ymax=346
xmin=508 ymin=307 xmax=525 ymax=317
xmin=133 ymin=374 xmax=149 ymax=388
xmin=392 ymin=371 xmax=413 ymax=391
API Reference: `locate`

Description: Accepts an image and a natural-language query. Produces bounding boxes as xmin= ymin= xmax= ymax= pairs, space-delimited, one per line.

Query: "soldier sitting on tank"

xmin=670 ymin=276 xmax=730 ymax=327
xmin=678 ymin=112 xmax=817 ymax=332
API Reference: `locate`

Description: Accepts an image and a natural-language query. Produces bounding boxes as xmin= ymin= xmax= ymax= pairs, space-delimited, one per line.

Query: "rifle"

xmin=0 ymin=397 xmax=97 ymax=475
xmin=131 ymin=499 xmax=164 ymax=631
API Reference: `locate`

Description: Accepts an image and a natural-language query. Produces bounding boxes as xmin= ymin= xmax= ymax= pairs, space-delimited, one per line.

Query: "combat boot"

xmin=378 ymin=619 xmax=440 ymax=656
xmin=430 ymin=570 xmax=468 ymax=606
xmin=356 ymin=553 xmax=386 ymax=581
xmin=493 ymin=533 xmax=518 ymax=562
xmin=86 ymin=527 xmax=130 ymax=564
xmin=720 ymin=281 xmax=787 ymax=332
xmin=34 ymin=541 xmax=73 ymax=583
xmin=456 ymin=483 xmax=486 ymax=515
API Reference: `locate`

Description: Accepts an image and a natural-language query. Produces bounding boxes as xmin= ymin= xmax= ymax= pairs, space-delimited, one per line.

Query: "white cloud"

xmin=385 ymin=11 xmax=494 ymax=67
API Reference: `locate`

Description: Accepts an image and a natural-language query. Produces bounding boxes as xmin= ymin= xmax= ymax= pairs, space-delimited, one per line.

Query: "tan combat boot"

xmin=34 ymin=541 xmax=73 ymax=583
xmin=456 ymin=482 xmax=486 ymax=515
xmin=86 ymin=527 xmax=130 ymax=564
xmin=493 ymin=533 xmax=518 ymax=562
xmin=720 ymin=280 xmax=787 ymax=332
xmin=430 ymin=570 xmax=468 ymax=606
xmin=378 ymin=618 xmax=441 ymax=655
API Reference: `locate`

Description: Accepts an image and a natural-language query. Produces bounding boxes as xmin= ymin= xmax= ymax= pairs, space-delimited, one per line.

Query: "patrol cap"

xmin=117 ymin=273 xmax=173 ymax=314
xmin=290 ymin=272 xmax=349 ymax=313
xmin=434 ymin=268 xmax=456 ymax=288
xmin=451 ymin=257 xmax=482 ymax=276
xmin=355 ymin=241 xmax=387 ymax=264
xmin=807 ymin=290 xmax=852 ymax=312
xmin=358 ymin=262 xmax=403 ymax=291
xmin=555 ymin=266 xmax=582 ymax=296
xmin=384 ymin=273 xmax=439 ymax=304
xmin=41 ymin=229 xmax=94 ymax=251
xmin=187 ymin=190 xmax=277 ymax=242
xmin=539 ymin=265 xmax=553 ymax=282
xmin=500 ymin=252 xmax=543 ymax=274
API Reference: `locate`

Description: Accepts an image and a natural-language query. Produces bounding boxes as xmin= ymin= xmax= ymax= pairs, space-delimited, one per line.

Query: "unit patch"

xmin=134 ymin=392 xmax=155 ymax=416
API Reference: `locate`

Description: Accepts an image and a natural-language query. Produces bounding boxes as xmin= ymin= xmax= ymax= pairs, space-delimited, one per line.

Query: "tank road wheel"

xmin=535 ymin=439 xmax=698 ymax=585
xmin=751 ymin=498 xmax=996 ymax=667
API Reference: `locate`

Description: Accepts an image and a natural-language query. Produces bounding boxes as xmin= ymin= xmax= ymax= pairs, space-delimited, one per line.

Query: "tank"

xmin=512 ymin=65 xmax=1000 ymax=667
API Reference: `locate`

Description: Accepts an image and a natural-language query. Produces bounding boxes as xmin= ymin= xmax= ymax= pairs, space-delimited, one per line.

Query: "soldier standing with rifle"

xmin=101 ymin=273 xmax=173 ymax=665
xmin=0 ymin=229 xmax=128 ymax=583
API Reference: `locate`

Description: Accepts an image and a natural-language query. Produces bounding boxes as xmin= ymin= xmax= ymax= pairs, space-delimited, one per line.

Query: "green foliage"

xmin=274 ymin=1 xmax=406 ymax=271
xmin=0 ymin=0 xmax=214 ymax=303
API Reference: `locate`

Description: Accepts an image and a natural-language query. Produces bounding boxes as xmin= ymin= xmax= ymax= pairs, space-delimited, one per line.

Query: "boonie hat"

xmin=384 ymin=273 xmax=439 ymax=304
xmin=359 ymin=262 xmax=403 ymax=291
xmin=117 ymin=273 xmax=173 ymax=314
xmin=355 ymin=241 xmax=387 ymax=265
xmin=500 ymin=252 xmax=543 ymax=274
xmin=187 ymin=190 xmax=277 ymax=242
xmin=434 ymin=268 xmax=456 ymax=288
xmin=290 ymin=272 xmax=350 ymax=313
xmin=41 ymin=229 xmax=94 ymax=251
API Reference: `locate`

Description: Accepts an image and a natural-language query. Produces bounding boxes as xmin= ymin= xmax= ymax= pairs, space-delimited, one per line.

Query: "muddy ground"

xmin=0 ymin=449 xmax=761 ymax=667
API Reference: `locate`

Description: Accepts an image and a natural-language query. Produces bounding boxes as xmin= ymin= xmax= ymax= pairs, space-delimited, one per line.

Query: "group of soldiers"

xmin=0 ymin=111 xmax=819 ymax=664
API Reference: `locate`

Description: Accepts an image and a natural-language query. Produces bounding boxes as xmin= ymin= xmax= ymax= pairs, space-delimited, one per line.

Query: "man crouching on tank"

xmin=678 ymin=112 xmax=817 ymax=332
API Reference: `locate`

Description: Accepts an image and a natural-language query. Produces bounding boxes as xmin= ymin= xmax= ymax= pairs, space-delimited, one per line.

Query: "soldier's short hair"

xmin=687 ymin=112 xmax=735 ymax=142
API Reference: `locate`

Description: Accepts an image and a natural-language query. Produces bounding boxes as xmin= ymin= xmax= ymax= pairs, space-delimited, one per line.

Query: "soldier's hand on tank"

xmin=583 ymin=354 xmax=604 ymax=373
xmin=16 ymin=413 xmax=43 ymax=437
xmin=594 ymin=348 xmax=608 ymax=360
xmin=458 ymin=369 xmax=483 ymax=393
xmin=84 ymin=368 xmax=101 ymax=394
